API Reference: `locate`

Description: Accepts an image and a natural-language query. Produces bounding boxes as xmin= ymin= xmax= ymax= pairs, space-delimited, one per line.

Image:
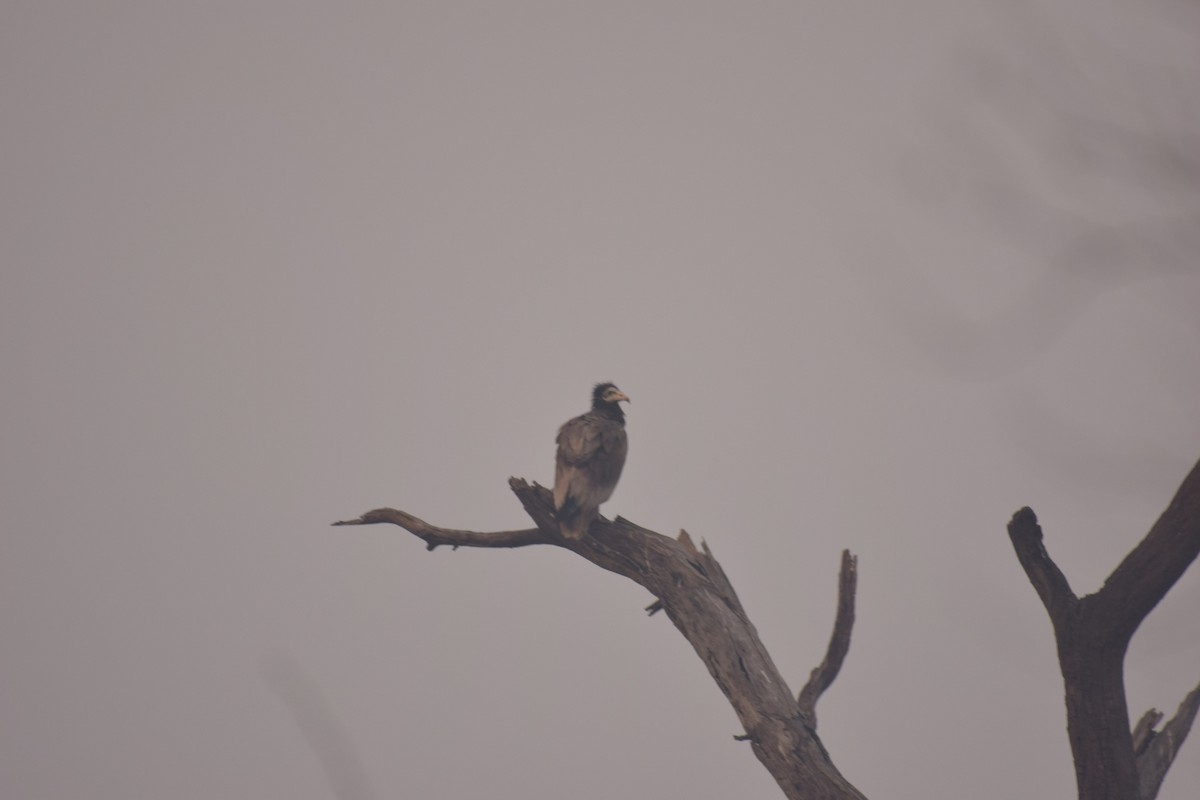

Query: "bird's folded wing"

xmin=556 ymin=416 xmax=608 ymax=466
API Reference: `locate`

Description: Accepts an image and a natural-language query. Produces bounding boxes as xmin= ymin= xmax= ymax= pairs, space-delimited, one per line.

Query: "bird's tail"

xmin=559 ymin=522 xmax=586 ymax=540
xmin=555 ymin=499 xmax=589 ymax=540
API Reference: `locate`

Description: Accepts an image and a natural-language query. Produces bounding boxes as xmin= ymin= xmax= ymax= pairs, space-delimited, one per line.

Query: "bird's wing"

xmin=554 ymin=414 xmax=627 ymax=513
xmin=555 ymin=414 xmax=606 ymax=466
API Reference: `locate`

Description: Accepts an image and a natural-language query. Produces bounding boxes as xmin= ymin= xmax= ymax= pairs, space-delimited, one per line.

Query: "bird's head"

xmin=592 ymin=382 xmax=631 ymax=408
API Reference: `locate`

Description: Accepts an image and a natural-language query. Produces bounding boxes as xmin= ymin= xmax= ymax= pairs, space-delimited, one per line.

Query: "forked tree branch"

xmin=336 ymin=478 xmax=865 ymax=800
xmin=1007 ymin=456 xmax=1200 ymax=800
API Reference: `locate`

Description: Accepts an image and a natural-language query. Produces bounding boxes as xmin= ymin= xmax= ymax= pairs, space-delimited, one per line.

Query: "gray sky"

xmin=3 ymin=2 xmax=1199 ymax=798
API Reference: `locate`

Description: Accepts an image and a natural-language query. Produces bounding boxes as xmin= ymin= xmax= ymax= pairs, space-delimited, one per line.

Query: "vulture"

xmin=553 ymin=382 xmax=631 ymax=540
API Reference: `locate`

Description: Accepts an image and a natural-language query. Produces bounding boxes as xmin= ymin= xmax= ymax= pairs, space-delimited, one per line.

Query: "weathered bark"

xmin=1007 ymin=456 xmax=1200 ymax=800
xmin=335 ymin=478 xmax=865 ymax=800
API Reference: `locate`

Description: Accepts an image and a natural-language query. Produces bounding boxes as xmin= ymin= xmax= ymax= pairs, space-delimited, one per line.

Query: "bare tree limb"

xmin=1137 ymin=681 xmax=1200 ymax=800
xmin=332 ymin=506 xmax=551 ymax=550
xmin=336 ymin=478 xmax=866 ymax=800
xmin=798 ymin=550 xmax=858 ymax=722
xmin=1093 ymin=457 xmax=1200 ymax=645
xmin=1006 ymin=506 xmax=1078 ymax=623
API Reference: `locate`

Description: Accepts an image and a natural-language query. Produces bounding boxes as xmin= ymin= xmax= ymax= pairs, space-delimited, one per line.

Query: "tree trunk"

xmin=1058 ymin=629 xmax=1137 ymax=799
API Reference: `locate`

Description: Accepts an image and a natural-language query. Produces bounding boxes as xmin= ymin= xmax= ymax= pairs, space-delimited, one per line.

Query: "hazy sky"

xmin=3 ymin=2 xmax=1199 ymax=799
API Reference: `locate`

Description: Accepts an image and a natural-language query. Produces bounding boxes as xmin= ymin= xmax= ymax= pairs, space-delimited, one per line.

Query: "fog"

xmin=3 ymin=2 xmax=1198 ymax=798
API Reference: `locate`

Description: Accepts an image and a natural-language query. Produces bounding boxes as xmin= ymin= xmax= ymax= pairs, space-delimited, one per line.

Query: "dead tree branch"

xmin=1007 ymin=456 xmax=1200 ymax=800
xmin=1095 ymin=458 xmax=1200 ymax=645
xmin=335 ymin=478 xmax=865 ymax=800
xmin=332 ymin=507 xmax=550 ymax=550
xmin=798 ymin=550 xmax=857 ymax=724
xmin=1136 ymin=681 xmax=1200 ymax=800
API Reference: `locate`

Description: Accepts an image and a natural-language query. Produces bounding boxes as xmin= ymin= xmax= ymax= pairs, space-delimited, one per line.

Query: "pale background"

xmin=3 ymin=2 xmax=1199 ymax=798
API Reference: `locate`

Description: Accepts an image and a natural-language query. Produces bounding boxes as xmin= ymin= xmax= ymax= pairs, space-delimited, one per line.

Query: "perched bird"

xmin=553 ymin=382 xmax=631 ymax=540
